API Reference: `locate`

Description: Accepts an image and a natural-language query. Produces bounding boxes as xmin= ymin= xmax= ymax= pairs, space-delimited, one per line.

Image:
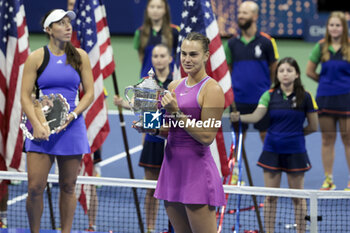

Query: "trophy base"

xmin=133 ymin=120 xmax=143 ymax=128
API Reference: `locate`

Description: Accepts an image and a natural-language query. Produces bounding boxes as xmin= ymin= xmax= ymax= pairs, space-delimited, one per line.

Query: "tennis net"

xmin=0 ymin=171 xmax=349 ymax=232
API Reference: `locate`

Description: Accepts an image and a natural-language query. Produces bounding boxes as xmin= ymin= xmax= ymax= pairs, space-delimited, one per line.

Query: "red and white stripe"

xmin=205 ymin=18 xmax=233 ymax=177
xmin=73 ymin=3 xmax=115 ymax=156
xmin=73 ymin=0 xmax=115 ymax=213
xmin=205 ymin=18 xmax=233 ymax=109
xmin=0 ymin=4 xmax=29 ymax=171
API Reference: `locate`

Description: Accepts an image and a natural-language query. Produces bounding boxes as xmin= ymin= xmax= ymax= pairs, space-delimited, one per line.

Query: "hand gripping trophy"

xmin=20 ymin=94 xmax=70 ymax=140
xmin=124 ymin=68 xmax=169 ymax=127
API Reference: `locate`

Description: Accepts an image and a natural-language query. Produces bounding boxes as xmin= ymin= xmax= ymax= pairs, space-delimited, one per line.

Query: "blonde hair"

xmin=321 ymin=11 xmax=350 ymax=62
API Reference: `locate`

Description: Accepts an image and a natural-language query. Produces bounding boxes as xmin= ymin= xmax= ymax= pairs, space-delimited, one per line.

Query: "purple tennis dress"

xmin=154 ymin=77 xmax=226 ymax=207
xmin=25 ymin=47 xmax=90 ymax=156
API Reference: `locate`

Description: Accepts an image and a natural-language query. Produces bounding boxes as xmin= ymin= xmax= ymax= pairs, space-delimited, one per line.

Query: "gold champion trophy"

xmin=124 ymin=68 xmax=169 ymax=127
xmin=20 ymin=94 xmax=70 ymax=140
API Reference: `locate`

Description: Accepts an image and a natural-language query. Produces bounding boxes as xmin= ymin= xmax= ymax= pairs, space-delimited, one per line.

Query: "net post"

xmin=309 ymin=192 xmax=318 ymax=233
xmin=241 ymin=143 xmax=264 ymax=233
xmin=46 ymin=183 xmax=56 ymax=229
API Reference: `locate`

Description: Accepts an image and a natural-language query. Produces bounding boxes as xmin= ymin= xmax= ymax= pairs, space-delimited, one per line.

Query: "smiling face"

xmin=276 ymin=62 xmax=299 ymax=87
xmin=147 ymin=0 xmax=166 ymax=22
xmin=180 ymin=39 xmax=209 ymax=76
xmin=151 ymin=45 xmax=172 ymax=71
xmin=46 ymin=16 xmax=73 ymax=42
xmin=327 ymin=16 xmax=343 ymax=40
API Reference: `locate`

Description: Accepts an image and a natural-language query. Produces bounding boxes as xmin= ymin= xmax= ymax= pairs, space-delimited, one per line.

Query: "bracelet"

xmin=71 ymin=111 xmax=78 ymax=120
xmin=150 ymin=128 xmax=160 ymax=136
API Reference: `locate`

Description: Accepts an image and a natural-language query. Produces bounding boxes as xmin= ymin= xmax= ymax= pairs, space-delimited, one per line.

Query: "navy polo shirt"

xmin=309 ymin=42 xmax=350 ymax=97
xmin=134 ymin=25 xmax=179 ymax=78
xmin=259 ymin=88 xmax=318 ymax=154
xmin=225 ymin=32 xmax=278 ymax=104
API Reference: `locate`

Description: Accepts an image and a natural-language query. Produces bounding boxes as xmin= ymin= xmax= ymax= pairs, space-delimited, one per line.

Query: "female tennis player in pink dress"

xmin=150 ymin=32 xmax=226 ymax=233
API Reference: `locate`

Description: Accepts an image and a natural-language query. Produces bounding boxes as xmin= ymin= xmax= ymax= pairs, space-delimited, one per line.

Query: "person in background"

xmin=135 ymin=32 xmax=226 ymax=233
xmin=67 ymin=0 xmax=75 ymax=11
xmin=224 ymin=1 xmax=279 ymax=184
xmin=21 ymin=9 xmax=94 ymax=233
xmin=306 ymin=11 xmax=350 ymax=191
xmin=224 ymin=0 xmax=278 ymax=142
xmin=231 ymin=57 xmax=318 ymax=233
xmin=134 ymin=0 xmax=179 ymax=78
xmin=114 ymin=44 xmax=173 ymax=233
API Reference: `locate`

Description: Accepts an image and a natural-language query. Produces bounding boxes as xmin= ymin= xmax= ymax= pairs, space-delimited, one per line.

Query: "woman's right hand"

xmin=113 ymin=95 xmax=123 ymax=106
xmin=33 ymin=123 xmax=50 ymax=141
xmin=230 ymin=111 xmax=240 ymax=123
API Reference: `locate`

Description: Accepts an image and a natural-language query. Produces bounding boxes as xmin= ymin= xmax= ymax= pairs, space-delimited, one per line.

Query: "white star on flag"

xmin=86 ymin=28 xmax=93 ymax=35
xmin=87 ymin=40 xmax=93 ymax=46
xmin=191 ymin=16 xmax=198 ymax=23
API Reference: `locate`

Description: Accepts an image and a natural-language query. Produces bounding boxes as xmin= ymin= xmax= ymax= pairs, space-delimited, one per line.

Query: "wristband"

xmin=71 ymin=111 xmax=78 ymax=120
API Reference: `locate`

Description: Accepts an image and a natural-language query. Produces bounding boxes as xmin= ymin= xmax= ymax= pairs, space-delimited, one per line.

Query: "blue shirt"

xmin=134 ymin=25 xmax=179 ymax=78
xmin=309 ymin=41 xmax=350 ymax=97
xmin=225 ymin=31 xmax=278 ymax=104
xmin=259 ymin=88 xmax=318 ymax=154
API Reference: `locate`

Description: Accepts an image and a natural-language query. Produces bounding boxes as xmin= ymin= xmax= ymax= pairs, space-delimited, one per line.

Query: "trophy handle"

xmin=124 ymin=86 xmax=135 ymax=111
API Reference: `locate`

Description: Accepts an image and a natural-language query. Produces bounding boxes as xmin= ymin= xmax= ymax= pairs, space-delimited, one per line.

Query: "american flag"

xmin=0 ymin=0 xmax=29 ymax=171
xmin=72 ymin=0 xmax=115 ymax=212
xmin=175 ymin=0 xmax=234 ymax=177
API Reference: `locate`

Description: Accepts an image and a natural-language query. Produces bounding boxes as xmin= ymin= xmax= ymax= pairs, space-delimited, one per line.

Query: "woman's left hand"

xmin=161 ymin=91 xmax=179 ymax=113
xmin=56 ymin=112 xmax=75 ymax=133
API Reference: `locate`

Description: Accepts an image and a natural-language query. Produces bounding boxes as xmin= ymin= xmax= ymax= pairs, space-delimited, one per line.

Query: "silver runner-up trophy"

xmin=20 ymin=94 xmax=70 ymax=140
xmin=124 ymin=68 xmax=169 ymax=127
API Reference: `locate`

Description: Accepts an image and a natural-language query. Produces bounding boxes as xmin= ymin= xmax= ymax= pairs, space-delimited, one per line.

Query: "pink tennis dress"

xmin=154 ymin=77 xmax=225 ymax=206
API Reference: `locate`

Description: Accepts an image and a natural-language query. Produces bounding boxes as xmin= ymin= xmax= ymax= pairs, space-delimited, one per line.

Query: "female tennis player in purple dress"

xmin=21 ymin=9 xmax=94 ymax=233
xmin=142 ymin=32 xmax=226 ymax=232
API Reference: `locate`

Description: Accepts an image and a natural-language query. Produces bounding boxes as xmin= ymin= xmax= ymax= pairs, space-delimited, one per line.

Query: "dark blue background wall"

xmin=24 ymin=0 xmax=182 ymax=35
xmin=25 ymin=0 xmax=346 ymax=42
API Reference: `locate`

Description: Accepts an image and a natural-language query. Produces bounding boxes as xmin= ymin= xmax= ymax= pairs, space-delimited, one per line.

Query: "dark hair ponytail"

xmin=65 ymin=42 xmax=82 ymax=70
